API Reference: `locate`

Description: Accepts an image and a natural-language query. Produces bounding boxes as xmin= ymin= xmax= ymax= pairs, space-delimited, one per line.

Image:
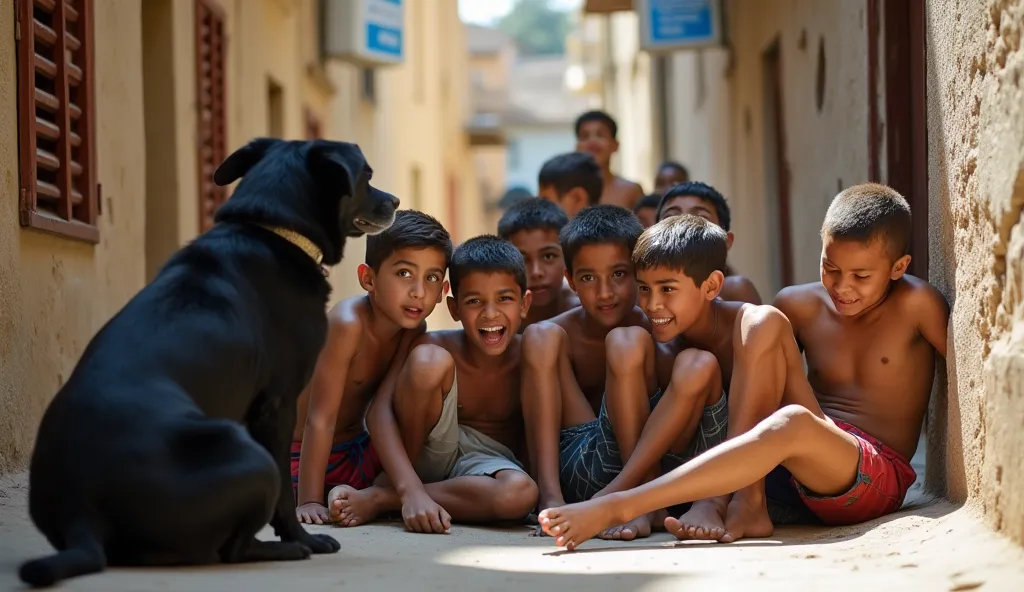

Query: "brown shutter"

xmin=195 ymin=0 xmax=227 ymax=233
xmin=16 ymin=0 xmax=99 ymax=243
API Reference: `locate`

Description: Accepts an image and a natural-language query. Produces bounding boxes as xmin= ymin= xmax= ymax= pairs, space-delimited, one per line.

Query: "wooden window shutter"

xmin=195 ymin=0 xmax=227 ymax=233
xmin=15 ymin=0 xmax=99 ymax=243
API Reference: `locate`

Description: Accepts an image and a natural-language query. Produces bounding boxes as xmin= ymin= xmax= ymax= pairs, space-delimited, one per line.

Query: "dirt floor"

xmin=2 ymin=463 xmax=1024 ymax=592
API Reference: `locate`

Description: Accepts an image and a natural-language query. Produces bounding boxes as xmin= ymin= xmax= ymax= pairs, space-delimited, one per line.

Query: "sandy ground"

xmin=2 ymin=463 xmax=1024 ymax=592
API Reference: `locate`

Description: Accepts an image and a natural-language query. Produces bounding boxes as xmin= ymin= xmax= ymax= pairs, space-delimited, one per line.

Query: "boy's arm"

xmin=296 ymin=308 xmax=362 ymax=512
xmin=913 ymin=284 xmax=950 ymax=358
xmin=772 ymin=285 xmax=808 ymax=351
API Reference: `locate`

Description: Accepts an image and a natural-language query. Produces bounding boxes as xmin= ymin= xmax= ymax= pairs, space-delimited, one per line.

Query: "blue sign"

xmin=638 ymin=0 xmax=722 ymax=52
xmin=323 ymin=0 xmax=404 ymax=67
xmin=363 ymin=0 xmax=403 ymax=60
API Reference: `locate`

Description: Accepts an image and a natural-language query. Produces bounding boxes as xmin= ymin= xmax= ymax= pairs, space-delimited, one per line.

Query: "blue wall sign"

xmin=323 ymin=0 xmax=404 ymax=67
xmin=638 ymin=0 xmax=723 ymax=52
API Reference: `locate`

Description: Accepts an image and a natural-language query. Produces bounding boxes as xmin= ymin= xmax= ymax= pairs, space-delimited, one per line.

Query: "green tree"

xmin=496 ymin=0 xmax=571 ymax=56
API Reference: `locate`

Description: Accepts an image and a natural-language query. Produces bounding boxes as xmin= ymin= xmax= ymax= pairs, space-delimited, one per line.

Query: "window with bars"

xmin=195 ymin=0 xmax=227 ymax=233
xmin=15 ymin=0 xmax=99 ymax=243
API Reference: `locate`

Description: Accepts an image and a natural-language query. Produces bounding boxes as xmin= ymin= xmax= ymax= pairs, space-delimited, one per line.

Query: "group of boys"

xmin=290 ymin=109 xmax=950 ymax=550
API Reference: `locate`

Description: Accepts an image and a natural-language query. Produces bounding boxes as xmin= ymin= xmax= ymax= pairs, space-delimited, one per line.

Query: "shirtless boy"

xmin=537 ymin=152 xmax=603 ymax=220
xmin=498 ymin=198 xmax=580 ymax=330
xmin=633 ymin=194 xmax=661 ymax=228
xmin=652 ymin=160 xmax=690 ymax=195
xmin=574 ymin=110 xmax=645 ymax=210
xmin=539 ymin=185 xmax=949 ymax=550
xmin=293 ymin=210 xmax=452 ymax=524
xmin=343 ymin=236 xmax=539 ymax=533
xmin=658 ymin=182 xmax=762 ymax=304
xmin=522 ymin=205 xmax=727 ymax=542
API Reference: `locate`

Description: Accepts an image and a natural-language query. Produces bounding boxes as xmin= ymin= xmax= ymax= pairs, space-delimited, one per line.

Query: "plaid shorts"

xmin=557 ymin=391 xmax=728 ymax=503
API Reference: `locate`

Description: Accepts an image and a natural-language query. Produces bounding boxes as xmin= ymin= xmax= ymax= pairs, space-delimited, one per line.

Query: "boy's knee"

xmin=403 ymin=344 xmax=454 ymax=390
xmin=764 ymin=404 xmax=816 ymax=441
xmin=741 ymin=305 xmax=792 ymax=352
xmin=492 ymin=472 xmax=540 ymax=520
xmin=522 ymin=323 xmax=565 ymax=367
xmin=670 ymin=348 xmax=720 ymax=388
xmin=606 ymin=326 xmax=651 ymax=369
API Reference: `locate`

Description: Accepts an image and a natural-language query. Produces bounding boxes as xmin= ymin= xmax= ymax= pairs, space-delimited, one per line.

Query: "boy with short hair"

xmin=498 ymin=198 xmax=580 ymax=330
xmin=539 ymin=184 xmax=949 ymax=550
xmin=521 ymin=205 xmax=727 ymax=542
xmin=343 ymin=236 xmax=539 ymax=533
xmin=294 ymin=210 xmax=453 ymax=524
xmin=653 ymin=161 xmax=690 ymax=195
xmin=633 ymin=194 xmax=661 ymax=228
xmin=574 ymin=110 xmax=644 ymax=210
xmin=658 ymin=181 xmax=762 ymax=304
xmin=537 ymin=152 xmax=603 ymax=219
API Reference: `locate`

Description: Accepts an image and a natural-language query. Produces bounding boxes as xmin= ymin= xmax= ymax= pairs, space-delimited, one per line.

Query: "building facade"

xmin=0 ymin=0 xmax=480 ymax=472
xmin=583 ymin=0 xmax=1024 ymax=545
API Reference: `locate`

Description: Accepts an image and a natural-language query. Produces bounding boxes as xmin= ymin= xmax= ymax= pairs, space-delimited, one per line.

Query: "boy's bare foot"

xmin=328 ymin=485 xmax=384 ymax=527
xmin=664 ymin=498 xmax=727 ymax=541
xmin=538 ymin=497 xmax=619 ymax=550
xmin=597 ymin=513 xmax=652 ymax=541
xmin=720 ymin=494 xmax=774 ymax=542
xmin=530 ymin=497 xmax=566 ymax=537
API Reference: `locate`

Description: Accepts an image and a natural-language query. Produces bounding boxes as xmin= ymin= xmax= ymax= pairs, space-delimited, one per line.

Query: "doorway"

xmin=762 ymin=39 xmax=794 ymax=290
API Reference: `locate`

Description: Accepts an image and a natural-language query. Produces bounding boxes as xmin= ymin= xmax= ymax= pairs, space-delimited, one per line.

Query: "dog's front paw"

xmin=302 ymin=533 xmax=341 ymax=554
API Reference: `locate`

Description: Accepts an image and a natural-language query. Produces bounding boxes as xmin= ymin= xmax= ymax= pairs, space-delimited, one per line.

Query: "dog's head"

xmin=212 ymin=138 xmax=400 ymax=265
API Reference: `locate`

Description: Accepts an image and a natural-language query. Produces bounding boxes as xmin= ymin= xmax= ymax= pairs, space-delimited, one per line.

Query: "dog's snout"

xmin=387 ymin=192 xmax=400 ymax=209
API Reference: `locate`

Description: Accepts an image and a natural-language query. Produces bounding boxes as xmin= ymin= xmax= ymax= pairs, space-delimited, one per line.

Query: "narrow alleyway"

xmin=2 ymin=447 xmax=1022 ymax=591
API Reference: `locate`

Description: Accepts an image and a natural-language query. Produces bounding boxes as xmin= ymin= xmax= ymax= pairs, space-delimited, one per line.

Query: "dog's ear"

xmin=308 ymin=141 xmax=365 ymax=198
xmin=213 ymin=138 xmax=282 ymax=186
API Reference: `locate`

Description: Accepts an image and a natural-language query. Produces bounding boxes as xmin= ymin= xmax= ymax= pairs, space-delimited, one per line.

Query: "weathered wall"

xmin=664 ymin=0 xmax=870 ymax=299
xmin=926 ymin=0 xmax=1024 ymax=544
xmin=0 ymin=0 xmax=147 ymax=472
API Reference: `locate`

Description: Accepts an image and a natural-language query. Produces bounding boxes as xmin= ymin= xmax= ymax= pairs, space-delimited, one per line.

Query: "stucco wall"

xmin=926 ymin=0 xmax=1024 ymax=544
xmin=0 ymin=0 xmax=147 ymax=472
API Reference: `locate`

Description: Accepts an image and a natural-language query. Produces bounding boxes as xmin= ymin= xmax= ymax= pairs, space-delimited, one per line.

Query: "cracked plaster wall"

xmin=927 ymin=0 xmax=1024 ymax=545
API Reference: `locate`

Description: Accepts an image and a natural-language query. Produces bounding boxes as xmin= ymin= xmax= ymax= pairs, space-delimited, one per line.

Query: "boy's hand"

xmin=401 ymin=490 xmax=451 ymax=534
xmin=296 ymin=502 xmax=331 ymax=525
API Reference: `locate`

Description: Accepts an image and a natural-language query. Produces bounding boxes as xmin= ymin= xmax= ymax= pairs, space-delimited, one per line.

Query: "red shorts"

xmin=793 ymin=419 xmax=917 ymax=525
xmin=290 ymin=431 xmax=382 ymax=501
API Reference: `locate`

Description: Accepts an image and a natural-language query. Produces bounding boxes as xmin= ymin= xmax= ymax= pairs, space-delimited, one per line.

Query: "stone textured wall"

xmin=927 ymin=0 xmax=1024 ymax=544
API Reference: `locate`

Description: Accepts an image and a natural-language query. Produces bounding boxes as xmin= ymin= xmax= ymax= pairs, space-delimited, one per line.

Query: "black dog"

xmin=18 ymin=138 xmax=398 ymax=587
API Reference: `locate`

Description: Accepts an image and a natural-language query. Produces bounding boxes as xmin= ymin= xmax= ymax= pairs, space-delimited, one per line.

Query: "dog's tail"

xmin=19 ymin=521 xmax=106 ymax=588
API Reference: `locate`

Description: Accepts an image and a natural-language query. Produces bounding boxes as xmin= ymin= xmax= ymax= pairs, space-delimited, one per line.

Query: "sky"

xmin=458 ymin=0 xmax=583 ymax=25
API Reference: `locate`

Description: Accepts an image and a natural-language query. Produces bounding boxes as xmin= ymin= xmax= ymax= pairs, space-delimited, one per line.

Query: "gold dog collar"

xmin=260 ymin=225 xmax=324 ymax=266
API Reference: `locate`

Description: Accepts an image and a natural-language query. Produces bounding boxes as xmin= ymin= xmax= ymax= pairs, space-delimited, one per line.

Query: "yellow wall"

xmin=0 ymin=0 xmax=148 ymax=473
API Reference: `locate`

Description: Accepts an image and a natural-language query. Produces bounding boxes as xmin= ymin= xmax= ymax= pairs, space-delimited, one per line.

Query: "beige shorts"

xmin=414 ymin=371 xmax=525 ymax=484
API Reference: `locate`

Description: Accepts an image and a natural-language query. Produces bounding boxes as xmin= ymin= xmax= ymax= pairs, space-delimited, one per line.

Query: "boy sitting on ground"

xmin=539 ymin=184 xmax=949 ymax=549
xmin=653 ymin=160 xmax=690 ymax=195
xmin=537 ymin=152 xmax=603 ymax=220
xmin=340 ymin=236 xmax=539 ymax=533
xmin=633 ymin=194 xmax=661 ymax=228
xmin=498 ymin=198 xmax=580 ymax=331
xmin=658 ymin=181 xmax=762 ymax=304
xmin=522 ymin=205 xmax=726 ymax=542
xmin=294 ymin=210 xmax=452 ymax=524
xmin=574 ymin=110 xmax=645 ymax=210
